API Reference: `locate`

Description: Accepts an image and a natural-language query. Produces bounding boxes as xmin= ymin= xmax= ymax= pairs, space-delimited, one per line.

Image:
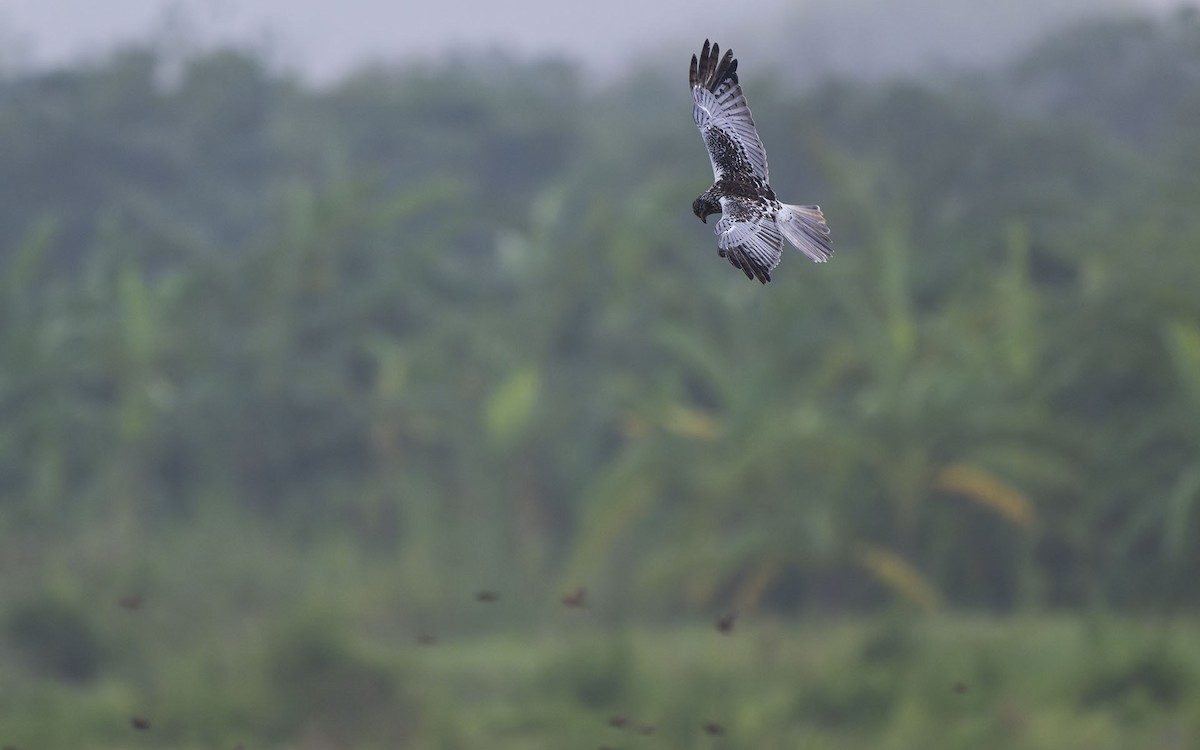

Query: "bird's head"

xmin=692 ymin=196 xmax=720 ymax=224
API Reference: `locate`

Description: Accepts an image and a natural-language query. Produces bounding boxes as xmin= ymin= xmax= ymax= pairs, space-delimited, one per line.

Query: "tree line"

xmin=1 ymin=10 xmax=1199 ymax=619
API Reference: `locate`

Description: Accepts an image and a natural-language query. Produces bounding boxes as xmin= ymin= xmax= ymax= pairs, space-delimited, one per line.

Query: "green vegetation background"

xmin=2 ymin=10 xmax=1200 ymax=749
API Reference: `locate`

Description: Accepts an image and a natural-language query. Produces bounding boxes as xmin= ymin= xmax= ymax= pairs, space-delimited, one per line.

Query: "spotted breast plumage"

xmin=690 ymin=40 xmax=831 ymax=283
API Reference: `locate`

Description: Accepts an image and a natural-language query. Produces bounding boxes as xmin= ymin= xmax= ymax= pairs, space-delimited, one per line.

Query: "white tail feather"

xmin=776 ymin=203 xmax=832 ymax=263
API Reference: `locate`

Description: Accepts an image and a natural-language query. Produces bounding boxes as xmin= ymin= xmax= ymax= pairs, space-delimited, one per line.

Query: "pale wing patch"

xmin=715 ymin=199 xmax=783 ymax=283
xmin=693 ymin=86 xmax=769 ymax=182
xmin=776 ymin=203 xmax=833 ymax=263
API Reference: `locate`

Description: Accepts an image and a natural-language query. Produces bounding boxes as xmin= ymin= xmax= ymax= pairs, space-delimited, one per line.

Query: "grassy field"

xmin=4 ymin=605 xmax=1198 ymax=749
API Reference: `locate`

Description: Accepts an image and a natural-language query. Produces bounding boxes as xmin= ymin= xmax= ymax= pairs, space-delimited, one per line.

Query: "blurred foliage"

xmin=4 ymin=596 xmax=104 ymax=682
xmin=3 ymin=614 xmax=1197 ymax=750
xmin=1 ymin=8 xmax=1200 ymax=748
xmin=535 ymin=634 xmax=635 ymax=708
xmin=264 ymin=613 xmax=415 ymax=746
xmin=1080 ymin=648 xmax=1190 ymax=718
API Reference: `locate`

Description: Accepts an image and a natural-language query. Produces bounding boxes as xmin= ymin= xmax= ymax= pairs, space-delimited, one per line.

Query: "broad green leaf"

xmin=483 ymin=366 xmax=540 ymax=443
xmin=1164 ymin=319 xmax=1200 ymax=407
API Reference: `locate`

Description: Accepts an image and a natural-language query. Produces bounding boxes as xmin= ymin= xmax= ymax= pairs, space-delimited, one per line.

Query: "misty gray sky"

xmin=0 ymin=0 xmax=1190 ymax=81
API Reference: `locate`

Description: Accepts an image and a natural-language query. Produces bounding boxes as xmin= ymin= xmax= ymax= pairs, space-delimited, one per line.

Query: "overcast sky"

xmin=0 ymin=0 xmax=1191 ymax=82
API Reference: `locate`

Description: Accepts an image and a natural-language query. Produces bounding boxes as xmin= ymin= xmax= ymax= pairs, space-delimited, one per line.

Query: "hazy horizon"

xmin=1 ymin=0 xmax=1193 ymax=83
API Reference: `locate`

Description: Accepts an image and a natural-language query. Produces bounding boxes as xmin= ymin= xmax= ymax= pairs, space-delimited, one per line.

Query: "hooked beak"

xmin=700 ymin=215 xmax=707 ymax=224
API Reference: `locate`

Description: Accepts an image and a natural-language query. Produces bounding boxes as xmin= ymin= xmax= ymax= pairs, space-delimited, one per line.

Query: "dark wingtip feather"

xmin=750 ymin=256 xmax=770 ymax=283
xmin=739 ymin=261 xmax=753 ymax=281
xmin=723 ymin=247 xmax=770 ymax=286
xmin=723 ymin=247 xmax=772 ymax=284
xmin=692 ymin=40 xmax=739 ymax=94
xmin=714 ymin=49 xmax=736 ymax=88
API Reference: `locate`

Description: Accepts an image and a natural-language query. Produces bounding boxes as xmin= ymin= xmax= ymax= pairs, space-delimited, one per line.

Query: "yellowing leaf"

xmin=859 ymin=546 xmax=939 ymax=611
xmin=733 ymin=558 xmax=782 ymax=613
xmin=935 ymin=463 xmax=1035 ymax=528
xmin=662 ymin=404 xmax=721 ymax=440
xmin=684 ymin=571 xmax=720 ymax=607
xmin=620 ymin=413 xmax=651 ymax=439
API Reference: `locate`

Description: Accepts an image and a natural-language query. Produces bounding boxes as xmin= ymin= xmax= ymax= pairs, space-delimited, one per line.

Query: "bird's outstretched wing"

xmin=715 ymin=197 xmax=783 ymax=284
xmin=690 ymin=40 xmax=769 ymax=183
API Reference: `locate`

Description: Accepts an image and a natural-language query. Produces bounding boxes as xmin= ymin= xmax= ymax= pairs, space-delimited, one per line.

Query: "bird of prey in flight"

xmin=690 ymin=40 xmax=831 ymax=283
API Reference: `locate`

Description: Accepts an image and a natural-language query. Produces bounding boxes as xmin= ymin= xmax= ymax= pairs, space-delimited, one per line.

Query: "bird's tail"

xmin=776 ymin=204 xmax=832 ymax=263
